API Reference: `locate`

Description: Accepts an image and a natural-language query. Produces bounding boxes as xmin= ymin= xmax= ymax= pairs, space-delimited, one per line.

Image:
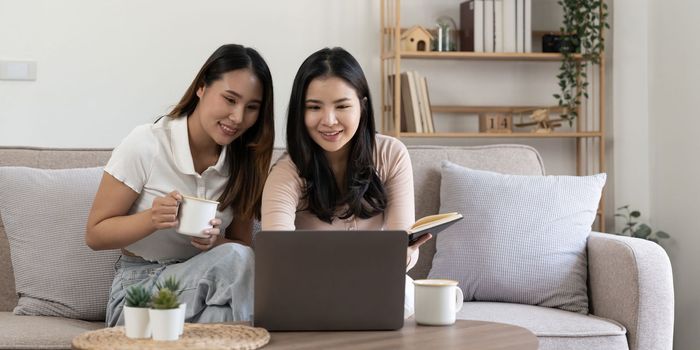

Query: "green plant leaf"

xmin=630 ymin=211 xmax=641 ymax=218
xmin=656 ymin=231 xmax=670 ymax=239
xmin=634 ymin=224 xmax=652 ymax=238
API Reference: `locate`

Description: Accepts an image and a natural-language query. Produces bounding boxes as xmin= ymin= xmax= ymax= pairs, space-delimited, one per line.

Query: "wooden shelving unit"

xmin=397 ymin=131 xmax=603 ymax=138
xmin=380 ymin=0 xmax=607 ymax=230
xmin=382 ymin=51 xmax=583 ymax=61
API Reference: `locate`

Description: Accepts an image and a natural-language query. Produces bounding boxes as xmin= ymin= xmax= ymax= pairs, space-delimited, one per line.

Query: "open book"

xmin=407 ymin=212 xmax=463 ymax=245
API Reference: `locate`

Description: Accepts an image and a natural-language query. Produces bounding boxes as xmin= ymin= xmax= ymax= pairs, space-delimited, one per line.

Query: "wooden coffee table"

xmin=266 ymin=319 xmax=538 ymax=350
xmin=72 ymin=319 xmax=538 ymax=350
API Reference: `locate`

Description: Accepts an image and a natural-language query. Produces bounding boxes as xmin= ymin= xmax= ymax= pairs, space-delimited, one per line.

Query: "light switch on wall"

xmin=0 ymin=61 xmax=37 ymax=81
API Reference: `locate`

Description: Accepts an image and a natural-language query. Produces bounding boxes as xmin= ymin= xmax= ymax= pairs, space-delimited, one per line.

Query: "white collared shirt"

xmin=104 ymin=116 xmax=233 ymax=262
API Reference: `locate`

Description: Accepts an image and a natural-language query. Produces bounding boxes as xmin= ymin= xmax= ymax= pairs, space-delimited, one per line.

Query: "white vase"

xmin=123 ymin=306 xmax=151 ymax=339
xmin=177 ymin=303 xmax=187 ymax=335
xmin=149 ymin=308 xmax=180 ymax=341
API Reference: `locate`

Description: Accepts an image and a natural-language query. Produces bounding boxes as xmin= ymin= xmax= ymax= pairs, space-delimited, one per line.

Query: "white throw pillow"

xmin=0 ymin=167 xmax=119 ymax=321
xmin=428 ymin=161 xmax=606 ymax=314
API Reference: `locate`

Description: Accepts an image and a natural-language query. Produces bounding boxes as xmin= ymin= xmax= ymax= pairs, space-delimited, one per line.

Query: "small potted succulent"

xmin=149 ymin=287 xmax=181 ymax=341
xmin=123 ymin=285 xmax=152 ymax=339
xmin=156 ymin=276 xmax=186 ymax=335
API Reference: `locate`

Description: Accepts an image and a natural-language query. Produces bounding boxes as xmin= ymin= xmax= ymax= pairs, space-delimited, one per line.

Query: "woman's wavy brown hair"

xmin=168 ymin=44 xmax=274 ymax=220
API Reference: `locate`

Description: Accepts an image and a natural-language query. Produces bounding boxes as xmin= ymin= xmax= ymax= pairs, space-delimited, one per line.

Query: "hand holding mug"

xmin=150 ymin=191 xmax=182 ymax=230
xmin=190 ymin=218 xmax=221 ymax=251
xmin=176 ymin=195 xmax=219 ymax=238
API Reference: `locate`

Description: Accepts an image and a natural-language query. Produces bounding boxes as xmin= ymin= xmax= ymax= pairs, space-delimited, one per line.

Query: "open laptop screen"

xmin=253 ymin=230 xmax=407 ymax=331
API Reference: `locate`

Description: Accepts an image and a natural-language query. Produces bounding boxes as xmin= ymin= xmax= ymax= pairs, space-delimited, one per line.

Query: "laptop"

xmin=253 ymin=230 xmax=407 ymax=331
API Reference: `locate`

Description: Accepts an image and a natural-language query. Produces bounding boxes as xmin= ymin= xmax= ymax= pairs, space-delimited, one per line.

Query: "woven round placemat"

xmin=72 ymin=324 xmax=270 ymax=350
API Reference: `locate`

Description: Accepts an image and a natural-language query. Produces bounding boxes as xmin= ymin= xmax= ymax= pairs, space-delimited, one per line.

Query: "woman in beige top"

xmin=261 ymin=47 xmax=431 ymax=276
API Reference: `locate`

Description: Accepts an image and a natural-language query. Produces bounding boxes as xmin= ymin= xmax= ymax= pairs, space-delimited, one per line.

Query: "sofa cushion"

xmin=0 ymin=312 xmax=103 ymax=349
xmin=429 ymin=161 xmax=605 ymax=314
xmin=0 ymin=219 xmax=17 ymax=312
xmin=0 ymin=167 xmax=119 ymax=321
xmin=457 ymin=302 xmax=627 ymax=350
xmin=406 ymin=145 xmax=546 ymax=280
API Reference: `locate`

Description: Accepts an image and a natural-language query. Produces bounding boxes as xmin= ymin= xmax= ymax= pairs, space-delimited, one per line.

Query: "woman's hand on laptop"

xmin=190 ymin=218 xmax=222 ymax=251
xmin=407 ymin=233 xmax=432 ymax=266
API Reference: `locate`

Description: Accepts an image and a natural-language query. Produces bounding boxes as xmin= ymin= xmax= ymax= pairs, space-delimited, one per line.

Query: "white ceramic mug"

xmin=176 ymin=195 xmax=218 ymax=238
xmin=413 ymin=279 xmax=464 ymax=326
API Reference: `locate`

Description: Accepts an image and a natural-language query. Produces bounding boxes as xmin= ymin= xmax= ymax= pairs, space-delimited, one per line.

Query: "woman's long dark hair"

xmin=168 ymin=44 xmax=274 ymax=220
xmin=287 ymin=47 xmax=386 ymax=224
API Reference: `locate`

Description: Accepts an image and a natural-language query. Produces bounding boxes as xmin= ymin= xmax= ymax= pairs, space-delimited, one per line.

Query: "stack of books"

xmin=389 ymin=71 xmax=434 ymax=133
xmin=460 ymin=0 xmax=532 ymax=53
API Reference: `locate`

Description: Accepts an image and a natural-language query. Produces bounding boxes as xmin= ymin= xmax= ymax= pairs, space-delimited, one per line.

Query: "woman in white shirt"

xmin=86 ymin=44 xmax=274 ymax=325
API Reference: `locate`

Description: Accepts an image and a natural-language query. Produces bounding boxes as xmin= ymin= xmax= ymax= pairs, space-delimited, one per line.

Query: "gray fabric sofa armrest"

xmin=587 ymin=231 xmax=674 ymax=350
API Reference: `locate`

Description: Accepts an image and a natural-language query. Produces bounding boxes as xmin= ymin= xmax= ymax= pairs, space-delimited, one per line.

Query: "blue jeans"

xmin=105 ymin=243 xmax=254 ymax=326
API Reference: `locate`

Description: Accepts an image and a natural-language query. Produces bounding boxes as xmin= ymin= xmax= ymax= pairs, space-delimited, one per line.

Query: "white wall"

xmin=648 ymin=1 xmax=700 ymax=349
xmin=612 ymin=1 xmax=650 ymax=225
xmin=615 ymin=0 xmax=700 ymax=348
xmin=0 ymin=0 xmax=591 ymax=178
xmin=0 ymin=0 xmax=378 ymax=149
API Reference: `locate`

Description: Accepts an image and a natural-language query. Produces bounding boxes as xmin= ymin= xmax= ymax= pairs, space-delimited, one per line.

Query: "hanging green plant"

xmin=554 ymin=0 xmax=609 ymax=124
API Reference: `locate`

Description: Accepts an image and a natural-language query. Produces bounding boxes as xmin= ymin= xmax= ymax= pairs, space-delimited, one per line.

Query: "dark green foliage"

xmin=555 ymin=0 xmax=609 ymax=123
xmin=125 ymin=285 xmax=151 ymax=308
xmin=615 ymin=205 xmax=671 ymax=245
xmin=156 ymin=276 xmax=184 ymax=297
xmin=151 ymin=288 xmax=180 ymax=310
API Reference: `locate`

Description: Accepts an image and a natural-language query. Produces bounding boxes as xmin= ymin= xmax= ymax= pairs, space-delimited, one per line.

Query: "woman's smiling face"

xmin=304 ymin=76 xmax=362 ymax=158
xmin=195 ymin=68 xmax=262 ymax=146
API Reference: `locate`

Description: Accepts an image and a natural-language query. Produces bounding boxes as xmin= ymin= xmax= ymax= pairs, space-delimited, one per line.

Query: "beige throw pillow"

xmin=429 ymin=161 xmax=606 ymax=314
xmin=0 ymin=167 xmax=119 ymax=321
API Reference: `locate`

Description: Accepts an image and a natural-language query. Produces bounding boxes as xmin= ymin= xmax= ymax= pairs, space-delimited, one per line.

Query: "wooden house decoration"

xmin=401 ymin=26 xmax=433 ymax=52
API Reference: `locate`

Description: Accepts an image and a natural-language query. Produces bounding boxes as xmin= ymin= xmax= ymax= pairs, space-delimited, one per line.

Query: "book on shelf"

xmin=484 ymin=0 xmax=495 ymax=52
xmin=461 ymin=0 xmax=530 ymax=53
xmin=460 ymin=1 xmax=475 ymax=52
xmin=410 ymin=71 xmax=428 ymax=133
xmin=503 ymin=0 xmax=517 ymax=52
xmin=387 ymin=74 xmax=408 ymax=132
xmin=415 ymin=74 xmax=433 ymax=133
xmin=388 ymin=71 xmax=435 ymax=134
xmin=524 ymin=0 xmax=532 ymax=52
xmin=515 ymin=0 xmax=524 ymax=52
xmin=474 ymin=0 xmax=484 ymax=52
xmin=408 ymin=212 xmax=463 ymax=245
xmin=405 ymin=71 xmax=423 ymax=132
xmin=494 ymin=0 xmax=504 ymax=52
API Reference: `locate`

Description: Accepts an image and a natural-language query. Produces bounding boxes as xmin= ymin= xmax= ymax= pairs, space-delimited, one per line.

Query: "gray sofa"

xmin=0 ymin=145 xmax=674 ymax=350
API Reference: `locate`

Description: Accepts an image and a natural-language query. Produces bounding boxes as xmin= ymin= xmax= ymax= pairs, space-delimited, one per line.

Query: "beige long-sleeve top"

xmin=261 ymin=134 xmax=419 ymax=270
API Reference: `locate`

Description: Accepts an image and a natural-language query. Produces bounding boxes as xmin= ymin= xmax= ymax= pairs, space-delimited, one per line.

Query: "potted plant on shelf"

xmin=554 ymin=0 xmax=609 ymax=123
xmin=149 ymin=286 xmax=181 ymax=341
xmin=156 ymin=276 xmax=186 ymax=335
xmin=123 ymin=285 xmax=152 ymax=339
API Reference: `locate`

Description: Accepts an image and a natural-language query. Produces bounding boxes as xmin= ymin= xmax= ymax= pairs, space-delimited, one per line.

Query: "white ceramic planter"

xmin=149 ymin=308 xmax=180 ymax=341
xmin=177 ymin=303 xmax=187 ymax=335
xmin=123 ymin=306 xmax=151 ymax=339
